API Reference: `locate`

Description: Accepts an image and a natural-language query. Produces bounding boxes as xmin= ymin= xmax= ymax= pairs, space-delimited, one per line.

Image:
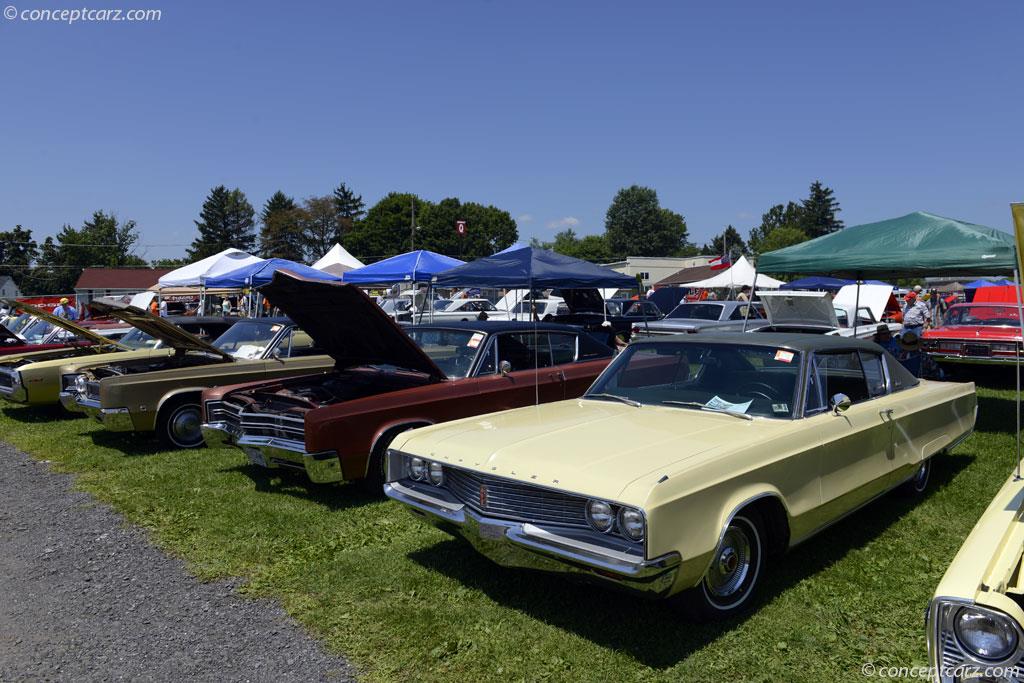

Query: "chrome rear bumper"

xmin=384 ymin=480 xmax=680 ymax=597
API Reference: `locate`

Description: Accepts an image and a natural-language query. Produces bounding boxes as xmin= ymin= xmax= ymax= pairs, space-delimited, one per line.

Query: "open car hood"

xmin=0 ymin=321 xmax=21 ymax=344
xmin=0 ymin=298 xmax=128 ymax=349
xmin=260 ymin=271 xmax=446 ymax=379
xmin=834 ymin=284 xmax=897 ymax=322
xmin=756 ymin=291 xmax=838 ymax=328
xmin=88 ymin=298 xmax=233 ymax=360
xmin=553 ymin=288 xmax=604 ymax=314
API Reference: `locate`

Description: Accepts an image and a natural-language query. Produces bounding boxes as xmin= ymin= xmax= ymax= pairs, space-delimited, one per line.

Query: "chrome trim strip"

xmin=236 ymin=434 xmax=306 ymax=454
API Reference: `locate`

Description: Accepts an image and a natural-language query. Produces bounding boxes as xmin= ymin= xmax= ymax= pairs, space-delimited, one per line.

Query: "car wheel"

xmin=157 ymin=398 xmax=204 ymax=449
xmin=899 ymin=458 xmax=931 ymax=497
xmin=685 ymin=510 xmax=765 ymax=619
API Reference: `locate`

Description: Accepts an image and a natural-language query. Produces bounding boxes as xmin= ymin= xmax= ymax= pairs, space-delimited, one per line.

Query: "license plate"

xmin=964 ymin=344 xmax=990 ymax=356
xmin=244 ymin=447 xmax=267 ymax=467
xmin=478 ymin=523 xmax=507 ymax=540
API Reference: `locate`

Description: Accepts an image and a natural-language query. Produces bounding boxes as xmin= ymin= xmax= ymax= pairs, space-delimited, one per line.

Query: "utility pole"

xmin=410 ymin=197 xmax=416 ymax=251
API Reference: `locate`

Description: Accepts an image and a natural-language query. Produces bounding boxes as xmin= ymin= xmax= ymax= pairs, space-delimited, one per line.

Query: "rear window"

xmin=667 ymin=303 xmax=723 ymax=321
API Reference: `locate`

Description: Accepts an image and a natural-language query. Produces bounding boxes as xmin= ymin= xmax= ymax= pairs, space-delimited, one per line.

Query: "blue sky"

xmin=0 ymin=0 xmax=1021 ymax=261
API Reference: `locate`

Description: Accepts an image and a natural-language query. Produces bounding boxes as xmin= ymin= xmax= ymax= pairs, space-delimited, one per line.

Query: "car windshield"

xmin=212 ymin=321 xmax=283 ymax=359
xmin=380 ymin=299 xmax=413 ymax=313
xmin=119 ymin=328 xmax=161 ymax=350
xmin=4 ymin=313 xmax=31 ymax=333
xmin=944 ymin=305 xmax=1021 ymax=327
xmin=666 ymin=303 xmax=724 ymax=321
xmin=585 ymin=341 xmax=801 ymax=418
xmin=406 ymin=328 xmax=482 ymax=378
xmin=20 ymin=318 xmax=57 ymax=343
xmin=433 ymin=300 xmax=453 ymax=311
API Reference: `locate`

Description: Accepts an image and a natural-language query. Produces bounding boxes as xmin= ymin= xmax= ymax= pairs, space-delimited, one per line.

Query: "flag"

xmin=709 ymin=255 xmax=731 ymax=271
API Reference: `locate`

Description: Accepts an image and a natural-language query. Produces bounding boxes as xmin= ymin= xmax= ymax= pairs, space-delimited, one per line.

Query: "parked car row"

xmin=1 ymin=272 xmax=1018 ymax=682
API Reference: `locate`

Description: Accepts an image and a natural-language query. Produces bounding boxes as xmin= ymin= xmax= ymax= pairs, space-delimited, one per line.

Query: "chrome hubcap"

xmin=706 ymin=527 xmax=752 ymax=598
xmin=171 ymin=406 xmax=201 ymax=445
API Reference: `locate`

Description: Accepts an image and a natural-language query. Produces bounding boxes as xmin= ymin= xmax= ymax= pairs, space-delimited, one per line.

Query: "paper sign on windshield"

xmin=467 ymin=333 xmax=484 ymax=349
xmin=705 ymin=395 xmax=753 ymax=413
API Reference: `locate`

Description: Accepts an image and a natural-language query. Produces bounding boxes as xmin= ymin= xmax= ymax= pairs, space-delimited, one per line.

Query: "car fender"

xmin=156 ymin=387 xmax=207 ymax=415
xmin=367 ymin=419 xmax=436 ymax=474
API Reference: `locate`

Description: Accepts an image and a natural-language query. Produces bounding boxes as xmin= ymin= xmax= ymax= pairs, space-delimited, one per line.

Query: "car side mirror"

xmin=499 ymin=360 xmax=512 ymax=376
xmin=271 ymin=349 xmax=284 ymax=362
xmin=831 ymin=393 xmax=851 ymax=414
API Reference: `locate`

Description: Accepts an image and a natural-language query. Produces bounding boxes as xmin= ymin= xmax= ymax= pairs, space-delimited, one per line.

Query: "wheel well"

xmin=740 ymin=497 xmax=790 ymax=557
xmin=157 ymin=391 xmax=202 ymax=418
xmin=368 ymin=422 xmax=433 ymax=472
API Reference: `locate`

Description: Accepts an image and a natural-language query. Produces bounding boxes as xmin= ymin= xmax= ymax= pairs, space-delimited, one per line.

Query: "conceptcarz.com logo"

xmin=3 ymin=6 xmax=162 ymax=23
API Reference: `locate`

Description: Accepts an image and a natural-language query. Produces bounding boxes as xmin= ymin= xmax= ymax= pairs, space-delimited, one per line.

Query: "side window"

xmin=859 ymin=352 xmax=887 ymax=397
xmin=497 ymin=332 xmax=552 ymax=371
xmin=286 ymin=330 xmax=321 ymax=357
xmin=856 ymin=307 xmax=876 ymax=326
xmin=804 ymin=356 xmax=826 ymax=415
xmin=475 ymin=337 xmax=497 ymax=375
xmin=549 ymin=333 xmax=576 ymax=365
xmin=556 ymin=303 xmax=570 ymax=316
xmin=578 ymin=331 xmax=611 ymax=360
xmin=728 ymin=306 xmax=746 ymax=321
xmin=815 ymin=351 xmax=870 ymax=404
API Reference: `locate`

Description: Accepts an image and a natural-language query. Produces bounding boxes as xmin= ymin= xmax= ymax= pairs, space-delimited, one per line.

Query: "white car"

xmin=508 ymin=298 xmax=568 ymax=321
xmin=427 ymin=298 xmax=511 ymax=322
xmin=756 ymin=289 xmax=901 ymax=339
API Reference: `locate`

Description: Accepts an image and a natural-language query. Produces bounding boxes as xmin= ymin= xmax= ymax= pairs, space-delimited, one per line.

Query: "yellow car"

xmin=927 ymin=472 xmax=1024 ymax=681
xmin=385 ymin=333 xmax=976 ymax=617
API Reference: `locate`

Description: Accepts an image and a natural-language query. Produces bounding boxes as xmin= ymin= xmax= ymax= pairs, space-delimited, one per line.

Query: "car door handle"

xmin=880 ymin=408 xmax=895 ymax=418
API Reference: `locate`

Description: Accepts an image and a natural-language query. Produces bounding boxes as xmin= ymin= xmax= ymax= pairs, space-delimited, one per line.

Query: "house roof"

xmin=0 ymin=275 xmax=14 ymax=287
xmin=74 ymin=267 xmax=175 ymax=291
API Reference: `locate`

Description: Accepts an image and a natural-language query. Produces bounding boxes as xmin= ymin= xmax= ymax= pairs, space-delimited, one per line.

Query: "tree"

xmin=151 ymin=257 xmax=190 ymax=268
xmin=604 ymin=186 xmax=690 ymax=258
xmin=0 ymin=225 xmax=38 ymax=289
xmin=418 ymin=198 xmax=517 ymax=260
xmin=755 ymin=225 xmax=809 ymax=254
xmin=259 ymin=191 xmax=304 ymax=261
xmin=30 ymin=211 xmax=143 ymax=293
xmin=333 ymin=181 xmax=366 ymax=235
xmin=702 ymin=225 xmax=747 ymax=257
xmin=748 ymin=201 xmax=804 ymax=255
xmin=536 ymin=229 xmax=613 ymax=262
xmin=187 ymin=186 xmax=256 ymax=260
xmin=798 ymin=180 xmax=843 ymax=238
xmin=344 ymin=193 xmax=432 ymax=260
xmin=295 ymin=195 xmax=346 ymax=262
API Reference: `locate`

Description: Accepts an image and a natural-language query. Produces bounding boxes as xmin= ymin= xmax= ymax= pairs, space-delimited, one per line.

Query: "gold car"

xmin=927 ymin=471 xmax=1024 ymax=681
xmin=69 ymin=300 xmax=332 ymax=448
xmin=385 ymin=333 xmax=976 ymax=617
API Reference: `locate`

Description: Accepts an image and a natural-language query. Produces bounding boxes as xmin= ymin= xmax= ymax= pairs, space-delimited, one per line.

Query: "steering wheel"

xmin=739 ymin=382 xmax=779 ymax=402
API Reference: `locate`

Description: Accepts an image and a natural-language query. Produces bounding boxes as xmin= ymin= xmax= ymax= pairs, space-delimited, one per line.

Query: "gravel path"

xmin=0 ymin=442 xmax=354 ymax=682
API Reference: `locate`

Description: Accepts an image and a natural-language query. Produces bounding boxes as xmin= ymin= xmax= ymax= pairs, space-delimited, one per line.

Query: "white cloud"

xmin=546 ymin=216 xmax=580 ymax=230
xmin=516 ymin=213 xmax=534 ymax=224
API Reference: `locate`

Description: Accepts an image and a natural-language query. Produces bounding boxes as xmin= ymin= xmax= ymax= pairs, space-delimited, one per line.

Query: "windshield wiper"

xmin=584 ymin=393 xmax=642 ymax=408
xmin=660 ymin=400 xmax=754 ymax=421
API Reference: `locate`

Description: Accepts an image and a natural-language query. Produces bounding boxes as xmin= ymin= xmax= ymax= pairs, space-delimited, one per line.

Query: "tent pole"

xmin=532 ymin=276 xmax=539 ymax=407
xmin=741 ymin=265 xmax=757 ymax=332
xmin=1015 ymin=268 xmax=1022 ymax=481
xmin=853 ymin=277 xmax=861 ymax=338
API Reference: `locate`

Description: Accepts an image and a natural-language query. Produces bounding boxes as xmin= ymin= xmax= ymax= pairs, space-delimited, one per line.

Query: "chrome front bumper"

xmin=0 ymin=384 xmax=27 ymax=402
xmin=201 ymin=421 xmax=342 ymax=484
xmin=78 ymin=397 xmax=134 ymax=431
xmin=384 ymin=480 xmax=680 ymax=597
xmin=59 ymin=391 xmax=84 ymax=413
xmin=927 ymin=352 xmax=1019 ymax=365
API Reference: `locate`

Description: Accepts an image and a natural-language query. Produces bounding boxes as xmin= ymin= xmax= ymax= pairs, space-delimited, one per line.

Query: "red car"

xmin=0 ymin=311 xmax=129 ymax=357
xmin=922 ymin=302 xmax=1022 ymax=366
xmin=201 ymin=272 xmax=615 ymax=490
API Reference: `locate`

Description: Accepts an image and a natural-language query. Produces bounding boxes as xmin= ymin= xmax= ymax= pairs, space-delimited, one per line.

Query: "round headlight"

xmin=428 ymin=461 xmax=444 ymax=486
xmin=617 ymin=507 xmax=645 ymax=542
xmin=409 ymin=457 xmax=427 ymax=481
xmin=74 ymin=374 xmax=87 ymax=393
xmin=586 ymin=500 xmax=614 ymax=533
xmin=955 ymin=606 xmax=1019 ymax=661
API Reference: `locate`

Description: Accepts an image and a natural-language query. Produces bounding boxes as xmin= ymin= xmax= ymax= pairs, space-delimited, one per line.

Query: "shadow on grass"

xmin=224 ymin=463 xmax=379 ymax=512
xmin=86 ymin=429 xmax=171 ymax=456
xmin=976 ymin=393 xmax=1019 ymax=435
xmin=407 ymin=452 xmax=972 ymax=669
xmin=2 ymin=404 xmax=84 ymax=423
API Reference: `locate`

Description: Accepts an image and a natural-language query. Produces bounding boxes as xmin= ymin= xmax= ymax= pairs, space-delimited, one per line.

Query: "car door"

xmin=471 ymin=331 xmax=565 ymax=407
xmin=804 ymin=350 xmax=894 ymax=525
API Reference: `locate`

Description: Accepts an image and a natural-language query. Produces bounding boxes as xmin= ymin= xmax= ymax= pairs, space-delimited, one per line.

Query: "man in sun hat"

xmin=53 ymin=297 xmax=78 ymax=320
xmin=896 ymin=329 xmax=923 ymax=377
xmin=873 ymin=324 xmax=898 ymax=355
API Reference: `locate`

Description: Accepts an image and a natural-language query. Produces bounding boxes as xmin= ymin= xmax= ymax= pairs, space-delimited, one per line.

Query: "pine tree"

xmin=187 ymin=186 xmax=256 ymax=259
xmin=702 ymin=225 xmax=747 ymax=257
xmin=333 ymin=182 xmax=366 ymax=234
xmin=259 ymin=191 xmax=304 ymax=261
xmin=604 ymin=186 xmax=690 ymax=258
xmin=798 ymin=181 xmax=844 ymax=238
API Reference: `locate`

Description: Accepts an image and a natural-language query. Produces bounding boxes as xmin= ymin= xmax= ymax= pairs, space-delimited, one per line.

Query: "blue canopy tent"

xmin=342 ymin=250 xmax=464 ymax=284
xmin=432 ymin=246 xmax=636 ymax=289
xmin=205 ymin=258 xmax=343 ymax=289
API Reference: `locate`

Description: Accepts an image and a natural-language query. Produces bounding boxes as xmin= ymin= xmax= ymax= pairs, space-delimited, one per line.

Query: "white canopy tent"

xmin=157 ymin=248 xmax=264 ymax=288
xmin=677 ymin=255 xmax=784 ymax=290
xmin=312 ymin=243 xmax=364 ymax=276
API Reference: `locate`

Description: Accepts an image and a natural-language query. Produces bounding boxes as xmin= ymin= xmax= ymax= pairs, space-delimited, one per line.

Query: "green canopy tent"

xmin=757 ymin=211 xmax=1017 ymax=278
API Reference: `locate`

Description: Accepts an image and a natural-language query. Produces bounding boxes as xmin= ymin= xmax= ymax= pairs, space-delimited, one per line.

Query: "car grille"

xmin=939 ymin=629 xmax=1024 ymax=681
xmin=963 ymin=343 xmax=990 ymax=357
xmin=205 ymin=398 xmax=245 ymax=434
xmin=238 ymin=409 xmax=306 ymax=442
xmin=444 ymin=467 xmax=588 ymax=529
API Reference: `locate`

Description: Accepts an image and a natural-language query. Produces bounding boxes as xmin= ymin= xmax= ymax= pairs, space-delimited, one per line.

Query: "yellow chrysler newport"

xmin=385 ymin=333 xmax=976 ymax=617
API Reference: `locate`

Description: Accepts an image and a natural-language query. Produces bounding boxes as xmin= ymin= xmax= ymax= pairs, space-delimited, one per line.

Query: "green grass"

xmin=1 ymin=382 xmax=1018 ymax=682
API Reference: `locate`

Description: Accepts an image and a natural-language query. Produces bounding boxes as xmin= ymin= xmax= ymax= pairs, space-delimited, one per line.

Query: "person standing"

xmin=901 ymin=291 xmax=930 ymax=336
xmin=737 ymin=285 xmax=751 ymax=302
xmin=54 ymin=297 xmax=77 ymax=320
xmin=158 ymin=299 xmax=168 ymax=317
xmin=221 ymin=297 xmax=232 ymax=316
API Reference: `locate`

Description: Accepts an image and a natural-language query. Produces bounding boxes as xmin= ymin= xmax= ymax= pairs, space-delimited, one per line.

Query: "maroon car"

xmin=0 ymin=309 xmax=129 ymax=357
xmin=200 ymin=272 xmax=615 ymax=490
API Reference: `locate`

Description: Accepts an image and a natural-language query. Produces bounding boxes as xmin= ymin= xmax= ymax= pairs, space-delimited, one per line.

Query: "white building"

xmin=0 ymin=275 xmax=21 ymax=298
xmin=601 ymin=256 xmax=713 ymax=288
